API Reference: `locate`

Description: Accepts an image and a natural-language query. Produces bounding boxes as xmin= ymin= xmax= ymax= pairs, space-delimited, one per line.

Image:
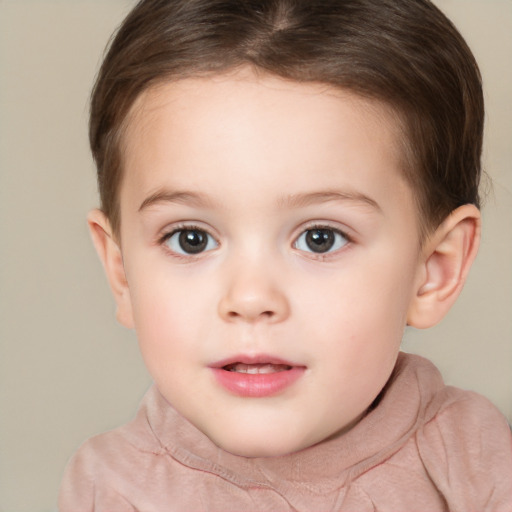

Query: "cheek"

xmin=298 ymin=250 xmax=416 ymax=353
xmin=125 ymin=262 xmax=204 ymax=355
xmin=303 ymin=263 xmax=412 ymax=416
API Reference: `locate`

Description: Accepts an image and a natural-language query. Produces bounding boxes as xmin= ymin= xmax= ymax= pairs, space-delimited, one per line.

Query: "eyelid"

xmin=293 ymin=221 xmax=353 ymax=242
xmin=157 ymin=221 xmax=218 ymax=243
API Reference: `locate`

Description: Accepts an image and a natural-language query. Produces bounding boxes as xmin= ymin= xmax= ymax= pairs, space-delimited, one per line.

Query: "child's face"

xmin=116 ymin=69 xmax=424 ymax=457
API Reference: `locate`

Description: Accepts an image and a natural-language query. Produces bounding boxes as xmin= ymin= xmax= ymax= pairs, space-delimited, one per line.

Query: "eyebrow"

xmin=138 ymin=188 xmax=382 ymax=213
xmin=138 ymin=189 xmax=215 ymax=212
xmin=279 ymin=190 xmax=382 ymax=212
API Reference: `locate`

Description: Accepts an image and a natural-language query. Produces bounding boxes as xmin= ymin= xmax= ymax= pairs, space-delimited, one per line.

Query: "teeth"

xmin=226 ymin=363 xmax=290 ymax=374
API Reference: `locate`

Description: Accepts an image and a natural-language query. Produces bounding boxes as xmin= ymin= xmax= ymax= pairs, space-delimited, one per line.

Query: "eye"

xmin=164 ymin=228 xmax=218 ymax=255
xmin=294 ymin=227 xmax=348 ymax=254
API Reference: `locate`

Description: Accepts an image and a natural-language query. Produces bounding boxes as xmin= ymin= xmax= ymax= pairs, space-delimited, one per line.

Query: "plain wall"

xmin=0 ymin=1 xmax=510 ymax=510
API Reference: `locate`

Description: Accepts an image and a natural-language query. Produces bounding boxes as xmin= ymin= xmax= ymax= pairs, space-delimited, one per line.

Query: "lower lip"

xmin=211 ymin=367 xmax=305 ymax=398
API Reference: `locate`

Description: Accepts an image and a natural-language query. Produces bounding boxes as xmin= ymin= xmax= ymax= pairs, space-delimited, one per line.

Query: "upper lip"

xmin=209 ymin=353 xmax=304 ymax=369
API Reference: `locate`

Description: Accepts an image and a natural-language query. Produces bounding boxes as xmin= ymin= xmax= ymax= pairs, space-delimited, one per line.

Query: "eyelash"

xmin=293 ymin=223 xmax=352 ymax=258
xmin=157 ymin=223 xmax=352 ymax=259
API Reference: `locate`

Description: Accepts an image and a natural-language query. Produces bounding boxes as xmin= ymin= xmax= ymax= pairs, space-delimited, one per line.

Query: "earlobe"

xmin=407 ymin=204 xmax=481 ymax=329
xmin=87 ymin=209 xmax=134 ymax=329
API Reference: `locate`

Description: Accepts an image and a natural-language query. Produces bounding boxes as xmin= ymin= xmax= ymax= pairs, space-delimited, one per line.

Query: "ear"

xmin=87 ymin=209 xmax=134 ymax=329
xmin=407 ymin=204 xmax=481 ymax=329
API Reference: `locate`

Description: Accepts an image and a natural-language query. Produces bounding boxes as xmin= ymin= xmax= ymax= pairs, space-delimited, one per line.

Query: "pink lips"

xmin=209 ymin=354 xmax=306 ymax=398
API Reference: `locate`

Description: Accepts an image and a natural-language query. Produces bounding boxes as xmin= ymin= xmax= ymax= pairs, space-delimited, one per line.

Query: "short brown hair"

xmin=90 ymin=0 xmax=483 ymax=239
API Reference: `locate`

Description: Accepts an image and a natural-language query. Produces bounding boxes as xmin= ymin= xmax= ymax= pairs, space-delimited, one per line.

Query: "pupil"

xmin=306 ymin=229 xmax=334 ymax=253
xmin=179 ymin=230 xmax=207 ymax=254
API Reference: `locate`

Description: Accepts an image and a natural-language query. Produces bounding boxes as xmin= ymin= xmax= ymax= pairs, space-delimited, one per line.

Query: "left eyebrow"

xmin=279 ymin=190 xmax=382 ymax=213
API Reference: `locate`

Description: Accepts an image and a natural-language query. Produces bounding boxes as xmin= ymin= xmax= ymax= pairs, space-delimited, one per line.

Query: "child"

xmin=59 ymin=0 xmax=512 ymax=509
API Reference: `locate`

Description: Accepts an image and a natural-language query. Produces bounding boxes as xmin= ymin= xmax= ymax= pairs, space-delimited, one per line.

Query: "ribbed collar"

xmin=128 ymin=353 xmax=444 ymax=497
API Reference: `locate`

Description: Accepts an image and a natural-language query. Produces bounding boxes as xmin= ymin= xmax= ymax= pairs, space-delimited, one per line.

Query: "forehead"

xmin=119 ymin=69 xmax=413 ymax=220
xmin=125 ymin=70 xmax=404 ymax=155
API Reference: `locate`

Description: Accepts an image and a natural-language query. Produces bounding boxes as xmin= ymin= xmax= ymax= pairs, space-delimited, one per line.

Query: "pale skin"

xmin=89 ymin=68 xmax=480 ymax=457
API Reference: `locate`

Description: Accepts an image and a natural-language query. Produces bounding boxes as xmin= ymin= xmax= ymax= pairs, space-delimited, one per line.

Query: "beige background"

xmin=0 ymin=1 xmax=510 ymax=510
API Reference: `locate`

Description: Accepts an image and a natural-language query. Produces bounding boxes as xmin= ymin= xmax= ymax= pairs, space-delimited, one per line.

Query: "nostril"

xmin=227 ymin=310 xmax=274 ymax=319
xmin=218 ymin=287 xmax=290 ymax=323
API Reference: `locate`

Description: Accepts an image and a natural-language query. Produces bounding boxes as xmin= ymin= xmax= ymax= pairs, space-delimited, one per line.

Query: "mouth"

xmin=210 ymin=355 xmax=305 ymax=397
xmin=223 ymin=363 xmax=292 ymax=374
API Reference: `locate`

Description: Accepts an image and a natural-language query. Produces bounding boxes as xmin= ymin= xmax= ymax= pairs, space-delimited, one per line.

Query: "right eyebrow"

xmin=138 ymin=189 xmax=215 ymax=212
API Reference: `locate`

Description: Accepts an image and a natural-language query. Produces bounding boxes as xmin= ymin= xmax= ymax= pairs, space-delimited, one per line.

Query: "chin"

xmin=212 ymin=431 xmax=309 ymax=458
xmin=224 ymin=443 xmax=296 ymax=458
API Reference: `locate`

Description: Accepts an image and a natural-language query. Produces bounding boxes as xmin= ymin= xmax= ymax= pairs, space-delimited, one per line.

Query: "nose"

xmin=217 ymin=261 xmax=290 ymax=324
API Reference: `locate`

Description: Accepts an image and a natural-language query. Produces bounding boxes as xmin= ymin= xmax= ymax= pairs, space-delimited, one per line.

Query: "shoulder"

xmin=58 ymin=425 xmax=154 ymax=512
xmin=58 ymin=388 xmax=166 ymax=511
xmin=421 ymin=384 xmax=511 ymax=454
xmin=417 ymin=384 xmax=512 ymax=511
xmin=62 ymin=421 xmax=161 ymax=476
